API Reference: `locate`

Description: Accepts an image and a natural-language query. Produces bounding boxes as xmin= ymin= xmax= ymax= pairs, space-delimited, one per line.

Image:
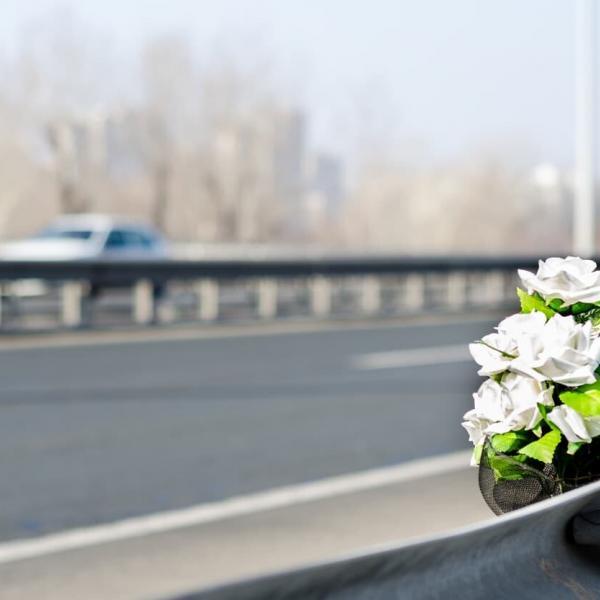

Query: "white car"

xmin=0 ymin=214 xmax=170 ymax=261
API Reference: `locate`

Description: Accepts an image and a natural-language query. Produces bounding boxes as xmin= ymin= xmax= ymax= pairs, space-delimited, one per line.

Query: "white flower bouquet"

xmin=464 ymin=257 xmax=600 ymax=514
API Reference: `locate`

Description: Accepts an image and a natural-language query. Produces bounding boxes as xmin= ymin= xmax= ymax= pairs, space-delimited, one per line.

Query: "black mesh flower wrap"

xmin=479 ymin=437 xmax=600 ymax=515
xmin=478 ymin=438 xmax=560 ymax=515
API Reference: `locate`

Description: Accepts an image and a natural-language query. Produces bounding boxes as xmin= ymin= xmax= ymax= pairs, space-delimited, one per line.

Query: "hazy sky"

xmin=1 ymin=1 xmax=580 ymax=166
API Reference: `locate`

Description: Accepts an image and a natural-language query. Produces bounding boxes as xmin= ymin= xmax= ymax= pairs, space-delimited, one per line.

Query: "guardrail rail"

xmin=174 ymin=480 xmax=600 ymax=600
xmin=0 ymin=256 xmax=543 ymax=329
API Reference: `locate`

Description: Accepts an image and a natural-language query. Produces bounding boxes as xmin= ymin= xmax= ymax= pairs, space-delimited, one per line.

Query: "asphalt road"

xmin=0 ymin=315 xmax=498 ymax=542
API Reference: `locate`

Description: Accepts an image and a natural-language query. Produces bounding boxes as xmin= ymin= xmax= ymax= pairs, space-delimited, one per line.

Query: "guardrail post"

xmin=502 ymin=271 xmax=517 ymax=303
xmin=485 ymin=270 xmax=504 ymax=306
xmin=197 ymin=279 xmax=219 ymax=322
xmin=446 ymin=271 xmax=467 ymax=310
xmin=257 ymin=278 xmax=278 ymax=319
xmin=403 ymin=273 xmax=425 ymax=311
xmin=61 ymin=281 xmax=85 ymax=328
xmin=360 ymin=275 xmax=381 ymax=315
xmin=133 ymin=279 xmax=155 ymax=325
xmin=311 ymin=276 xmax=332 ymax=317
xmin=470 ymin=272 xmax=484 ymax=306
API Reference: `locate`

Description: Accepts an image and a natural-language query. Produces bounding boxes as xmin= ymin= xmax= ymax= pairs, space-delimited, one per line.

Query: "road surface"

xmin=0 ymin=315 xmax=497 ymax=542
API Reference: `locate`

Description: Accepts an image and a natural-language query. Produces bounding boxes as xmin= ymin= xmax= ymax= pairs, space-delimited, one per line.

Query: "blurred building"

xmin=307 ymin=153 xmax=345 ymax=216
xmin=35 ymin=105 xmax=347 ymax=243
xmin=206 ymin=107 xmax=335 ymax=241
xmin=272 ymin=109 xmax=307 ymax=235
xmin=47 ymin=111 xmax=146 ymax=180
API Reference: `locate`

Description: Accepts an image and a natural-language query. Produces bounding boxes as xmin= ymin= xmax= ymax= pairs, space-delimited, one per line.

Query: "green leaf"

xmin=560 ymin=382 xmax=600 ymax=417
xmin=537 ymin=402 xmax=549 ymax=419
xmin=488 ymin=452 xmax=528 ymax=481
xmin=490 ymin=431 xmax=531 ymax=453
xmin=516 ymin=289 xmax=555 ymax=319
xmin=548 ymin=298 xmax=569 ymax=313
xmin=574 ymin=306 xmax=600 ymax=325
xmin=518 ymin=430 xmax=562 ymax=464
xmin=568 ymin=442 xmax=585 ymax=455
xmin=536 ymin=402 xmax=561 ymax=432
xmin=547 ymin=299 xmax=597 ymax=317
xmin=570 ymin=380 xmax=600 ymax=393
xmin=472 ymin=444 xmax=483 ymax=466
xmin=571 ymin=302 xmax=597 ymax=314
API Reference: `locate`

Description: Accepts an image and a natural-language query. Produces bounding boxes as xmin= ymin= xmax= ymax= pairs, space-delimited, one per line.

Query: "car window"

xmin=124 ymin=230 xmax=147 ymax=246
xmin=104 ymin=229 xmax=155 ymax=249
xmin=104 ymin=230 xmax=128 ymax=249
xmin=137 ymin=231 xmax=157 ymax=248
xmin=36 ymin=228 xmax=94 ymax=241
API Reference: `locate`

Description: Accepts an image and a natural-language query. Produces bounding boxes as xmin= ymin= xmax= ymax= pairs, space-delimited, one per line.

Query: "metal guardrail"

xmin=0 ymin=255 xmax=541 ymax=280
xmin=0 ymin=256 xmax=541 ymax=329
xmin=175 ymin=480 xmax=600 ymax=600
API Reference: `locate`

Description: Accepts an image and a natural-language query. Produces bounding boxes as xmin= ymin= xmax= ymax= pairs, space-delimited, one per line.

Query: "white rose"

xmin=584 ymin=416 xmax=600 ymax=438
xmin=462 ymin=375 xmax=553 ymax=445
xmin=497 ymin=312 xmax=547 ymax=338
xmin=469 ymin=333 xmax=516 ymax=376
xmin=462 ymin=379 xmax=509 ymax=446
xmin=473 ymin=378 xmax=511 ymax=423
xmin=462 ymin=409 xmax=491 ymax=447
xmin=488 ymin=373 xmax=553 ymax=433
xmin=510 ymin=314 xmax=600 ymax=387
xmin=548 ymin=405 xmax=591 ymax=443
xmin=469 ymin=313 xmax=546 ymax=377
xmin=518 ymin=256 xmax=600 ymax=307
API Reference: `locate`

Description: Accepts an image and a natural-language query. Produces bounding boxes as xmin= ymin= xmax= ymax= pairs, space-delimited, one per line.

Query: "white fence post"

xmin=133 ymin=279 xmax=155 ymax=325
xmin=257 ymin=278 xmax=278 ymax=319
xmin=503 ymin=271 xmax=518 ymax=303
xmin=485 ymin=271 xmax=505 ymax=306
xmin=404 ymin=273 xmax=425 ymax=311
xmin=446 ymin=271 xmax=467 ymax=310
xmin=62 ymin=281 xmax=85 ymax=327
xmin=361 ymin=275 xmax=381 ymax=315
xmin=311 ymin=276 xmax=332 ymax=317
xmin=197 ymin=279 xmax=219 ymax=322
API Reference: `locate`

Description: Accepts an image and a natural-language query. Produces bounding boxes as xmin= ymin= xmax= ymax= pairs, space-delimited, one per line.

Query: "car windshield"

xmin=35 ymin=228 xmax=95 ymax=241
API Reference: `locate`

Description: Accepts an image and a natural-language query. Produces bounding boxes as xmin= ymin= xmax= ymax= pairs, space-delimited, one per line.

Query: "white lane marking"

xmin=0 ymin=450 xmax=470 ymax=565
xmin=352 ymin=344 xmax=470 ymax=370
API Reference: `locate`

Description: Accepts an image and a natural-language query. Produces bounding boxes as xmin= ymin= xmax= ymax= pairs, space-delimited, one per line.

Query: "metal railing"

xmin=0 ymin=256 xmax=541 ymax=329
xmin=174 ymin=480 xmax=600 ymax=599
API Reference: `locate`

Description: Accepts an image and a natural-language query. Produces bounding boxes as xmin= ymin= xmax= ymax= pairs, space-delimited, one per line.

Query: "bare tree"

xmin=139 ymin=36 xmax=201 ymax=233
xmin=191 ymin=56 xmax=292 ymax=242
xmin=339 ymin=151 xmax=569 ymax=255
xmin=138 ymin=37 xmax=287 ymax=242
xmin=0 ymin=10 xmax=304 ymax=243
xmin=11 ymin=8 xmax=116 ymax=215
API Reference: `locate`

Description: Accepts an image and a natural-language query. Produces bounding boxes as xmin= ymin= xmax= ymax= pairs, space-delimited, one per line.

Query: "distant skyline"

xmin=0 ymin=1 xmax=584 ymax=167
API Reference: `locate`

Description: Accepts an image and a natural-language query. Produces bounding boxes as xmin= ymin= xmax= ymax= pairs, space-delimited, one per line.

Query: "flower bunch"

xmin=464 ymin=257 xmax=600 ymax=490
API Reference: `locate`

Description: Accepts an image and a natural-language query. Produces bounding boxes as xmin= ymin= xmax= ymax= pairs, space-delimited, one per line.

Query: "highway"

xmin=0 ymin=314 xmax=498 ymax=543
